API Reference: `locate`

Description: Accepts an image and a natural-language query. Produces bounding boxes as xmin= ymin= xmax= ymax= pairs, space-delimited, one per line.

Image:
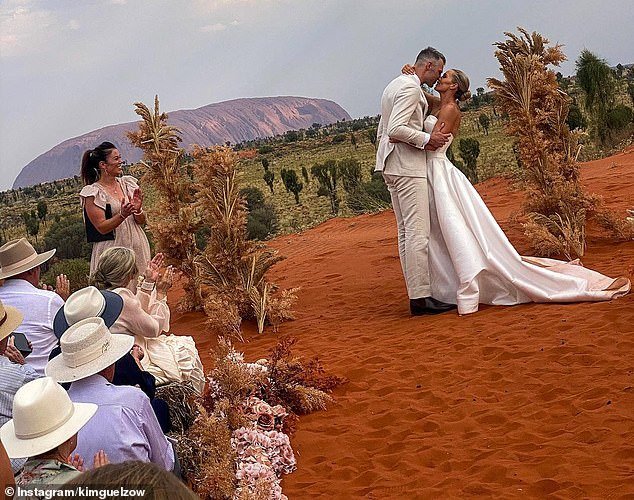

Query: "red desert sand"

xmin=171 ymin=148 xmax=634 ymax=498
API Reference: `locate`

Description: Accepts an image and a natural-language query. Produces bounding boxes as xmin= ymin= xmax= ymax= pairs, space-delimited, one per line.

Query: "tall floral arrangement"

xmin=487 ymin=28 xmax=630 ymax=259
xmin=127 ymin=96 xmax=202 ymax=310
xmin=191 ymin=146 xmax=298 ymax=337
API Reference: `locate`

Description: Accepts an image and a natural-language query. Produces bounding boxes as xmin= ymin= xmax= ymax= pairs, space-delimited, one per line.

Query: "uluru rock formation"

xmin=13 ymin=96 xmax=351 ymax=188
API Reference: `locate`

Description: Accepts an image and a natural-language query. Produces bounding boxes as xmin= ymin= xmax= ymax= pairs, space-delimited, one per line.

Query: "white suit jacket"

xmin=375 ymin=74 xmax=430 ymax=178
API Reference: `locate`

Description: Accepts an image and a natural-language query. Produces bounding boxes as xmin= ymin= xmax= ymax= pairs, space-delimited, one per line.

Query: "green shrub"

xmin=43 ymin=215 xmax=92 ymax=260
xmin=246 ymin=203 xmax=279 ymax=240
xmin=331 ymin=134 xmax=346 ymax=144
xmin=258 ymin=145 xmax=274 ymax=154
xmin=42 ymin=258 xmax=91 ymax=293
xmin=607 ymin=104 xmax=633 ymax=131
xmin=239 ymin=187 xmax=265 ymax=211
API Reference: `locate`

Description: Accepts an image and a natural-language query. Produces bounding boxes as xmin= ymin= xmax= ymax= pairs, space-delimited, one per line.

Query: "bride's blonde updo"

xmin=452 ymin=69 xmax=471 ymax=102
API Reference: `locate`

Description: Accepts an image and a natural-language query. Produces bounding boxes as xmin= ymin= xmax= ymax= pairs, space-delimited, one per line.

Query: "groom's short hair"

xmin=415 ymin=47 xmax=446 ymax=65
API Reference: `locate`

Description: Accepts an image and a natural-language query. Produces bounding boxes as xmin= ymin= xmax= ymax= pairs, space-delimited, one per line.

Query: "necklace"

xmin=97 ymin=178 xmax=125 ymax=201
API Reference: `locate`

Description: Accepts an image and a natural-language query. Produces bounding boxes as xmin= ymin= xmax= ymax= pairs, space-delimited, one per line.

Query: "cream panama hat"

xmin=53 ymin=286 xmax=124 ymax=338
xmin=0 ymin=298 xmax=23 ymax=341
xmin=0 ymin=238 xmax=56 ymax=280
xmin=0 ymin=377 xmax=97 ymax=458
xmin=45 ymin=317 xmax=134 ymax=383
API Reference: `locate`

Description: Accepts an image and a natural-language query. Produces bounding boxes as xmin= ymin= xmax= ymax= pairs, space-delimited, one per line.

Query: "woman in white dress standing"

xmin=399 ymin=66 xmax=630 ymax=314
xmin=80 ymin=141 xmax=151 ymax=277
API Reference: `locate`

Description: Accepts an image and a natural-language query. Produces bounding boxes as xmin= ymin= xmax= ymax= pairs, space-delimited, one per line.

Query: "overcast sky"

xmin=1 ymin=0 xmax=633 ymax=190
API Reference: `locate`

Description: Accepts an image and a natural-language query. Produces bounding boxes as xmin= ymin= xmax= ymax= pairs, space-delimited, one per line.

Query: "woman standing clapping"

xmin=79 ymin=141 xmax=151 ymax=277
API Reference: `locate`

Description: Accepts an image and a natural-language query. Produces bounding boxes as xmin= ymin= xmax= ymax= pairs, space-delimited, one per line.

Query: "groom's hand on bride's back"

xmin=425 ymin=123 xmax=450 ymax=151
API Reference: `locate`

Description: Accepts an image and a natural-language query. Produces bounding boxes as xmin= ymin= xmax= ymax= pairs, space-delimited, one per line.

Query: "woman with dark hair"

xmin=79 ymin=141 xmax=151 ymax=277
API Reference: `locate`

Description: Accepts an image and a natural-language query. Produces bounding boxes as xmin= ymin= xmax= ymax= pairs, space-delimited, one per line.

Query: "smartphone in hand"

xmin=11 ymin=332 xmax=32 ymax=358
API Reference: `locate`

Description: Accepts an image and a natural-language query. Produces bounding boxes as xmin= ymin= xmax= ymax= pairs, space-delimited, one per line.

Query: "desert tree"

xmin=488 ymin=28 xmax=631 ymax=260
xmin=280 ymin=169 xmax=303 ymax=205
xmin=367 ymin=127 xmax=378 ymax=150
xmin=263 ymin=170 xmax=275 ymax=194
xmin=575 ymin=50 xmax=616 ymax=144
xmin=338 ymin=158 xmax=362 ymax=193
xmin=458 ymin=138 xmax=480 ymax=183
xmin=23 ymin=211 xmax=39 ymax=243
xmin=301 ymin=166 xmax=309 ymax=185
xmin=350 ymin=132 xmax=357 ymax=149
xmin=127 ymin=95 xmax=203 ymax=310
xmin=478 ymin=113 xmax=491 ymax=135
xmin=261 ymin=158 xmax=269 ymax=172
xmin=36 ymin=200 xmax=47 ymax=221
xmin=311 ymin=160 xmax=340 ymax=215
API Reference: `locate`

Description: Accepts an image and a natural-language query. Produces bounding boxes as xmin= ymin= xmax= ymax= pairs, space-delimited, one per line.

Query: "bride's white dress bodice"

xmin=423 ymin=115 xmax=453 ymax=157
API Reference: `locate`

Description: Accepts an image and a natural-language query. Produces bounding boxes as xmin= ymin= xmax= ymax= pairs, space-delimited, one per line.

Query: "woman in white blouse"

xmin=90 ymin=247 xmax=205 ymax=394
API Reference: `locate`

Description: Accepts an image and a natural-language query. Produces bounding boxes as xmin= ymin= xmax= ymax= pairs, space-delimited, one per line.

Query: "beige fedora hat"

xmin=0 ymin=238 xmax=56 ymax=280
xmin=45 ymin=317 xmax=134 ymax=383
xmin=0 ymin=377 xmax=97 ymax=458
xmin=0 ymin=298 xmax=23 ymax=341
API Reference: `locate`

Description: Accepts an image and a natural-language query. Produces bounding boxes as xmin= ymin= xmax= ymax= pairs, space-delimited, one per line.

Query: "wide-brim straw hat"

xmin=0 ymin=377 xmax=97 ymax=458
xmin=0 ymin=238 xmax=55 ymax=280
xmin=46 ymin=317 xmax=134 ymax=383
xmin=53 ymin=286 xmax=124 ymax=338
xmin=0 ymin=299 xmax=23 ymax=341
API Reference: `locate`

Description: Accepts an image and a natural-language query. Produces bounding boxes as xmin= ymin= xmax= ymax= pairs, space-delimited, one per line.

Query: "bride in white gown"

xmin=414 ymin=68 xmax=630 ymax=315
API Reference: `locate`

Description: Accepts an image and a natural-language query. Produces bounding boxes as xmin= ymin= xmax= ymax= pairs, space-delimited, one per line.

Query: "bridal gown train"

xmin=423 ymin=115 xmax=630 ymax=315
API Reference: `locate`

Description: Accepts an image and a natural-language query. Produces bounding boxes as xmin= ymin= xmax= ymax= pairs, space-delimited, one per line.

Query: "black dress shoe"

xmin=410 ymin=297 xmax=457 ymax=315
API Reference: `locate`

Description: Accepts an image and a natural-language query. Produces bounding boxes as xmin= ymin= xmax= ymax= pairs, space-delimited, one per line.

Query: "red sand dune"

xmin=171 ymin=148 xmax=634 ymax=498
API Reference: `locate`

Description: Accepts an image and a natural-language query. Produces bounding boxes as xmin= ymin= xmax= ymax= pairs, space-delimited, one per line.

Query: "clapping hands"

xmin=68 ymin=450 xmax=109 ymax=471
xmin=40 ymin=274 xmax=70 ymax=301
xmin=131 ymin=187 xmax=144 ymax=214
xmin=143 ymin=253 xmax=165 ymax=283
xmin=156 ymin=265 xmax=174 ymax=299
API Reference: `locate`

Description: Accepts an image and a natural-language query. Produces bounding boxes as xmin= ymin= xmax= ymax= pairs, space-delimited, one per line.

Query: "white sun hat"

xmin=0 ymin=377 xmax=97 ymax=458
xmin=45 ymin=317 xmax=134 ymax=383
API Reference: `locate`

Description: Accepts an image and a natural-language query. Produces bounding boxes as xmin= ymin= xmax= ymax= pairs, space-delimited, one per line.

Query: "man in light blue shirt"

xmin=46 ymin=316 xmax=175 ymax=472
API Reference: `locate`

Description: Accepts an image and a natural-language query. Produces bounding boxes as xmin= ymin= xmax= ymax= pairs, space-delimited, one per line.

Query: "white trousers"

xmin=383 ymin=174 xmax=431 ymax=299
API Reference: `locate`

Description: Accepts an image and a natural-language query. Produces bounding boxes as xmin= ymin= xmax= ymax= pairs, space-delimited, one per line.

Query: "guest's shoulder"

xmin=113 ymin=287 xmax=136 ymax=299
xmin=108 ymin=381 xmax=149 ymax=404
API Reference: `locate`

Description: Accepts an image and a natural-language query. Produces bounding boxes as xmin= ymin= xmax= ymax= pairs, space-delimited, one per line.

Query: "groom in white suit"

xmin=375 ymin=47 xmax=456 ymax=315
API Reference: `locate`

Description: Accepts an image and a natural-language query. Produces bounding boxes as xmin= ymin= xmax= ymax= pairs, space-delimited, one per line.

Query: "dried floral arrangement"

xmin=191 ymin=146 xmax=299 ymax=338
xmin=163 ymin=337 xmax=345 ymax=499
xmin=127 ymin=96 xmax=203 ymax=310
xmin=488 ymin=28 xmax=632 ymax=259
xmin=128 ymin=97 xmax=298 ymax=332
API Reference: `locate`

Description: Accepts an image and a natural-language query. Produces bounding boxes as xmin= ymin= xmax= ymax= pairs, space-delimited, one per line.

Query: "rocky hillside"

xmin=13 ymin=96 xmax=350 ymax=188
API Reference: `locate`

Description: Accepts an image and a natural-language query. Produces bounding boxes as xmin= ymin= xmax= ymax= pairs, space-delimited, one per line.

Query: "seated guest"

xmin=0 ymin=298 xmax=41 ymax=474
xmin=45 ymin=317 xmax=176 ymax=471
xmin=65 ymin=461 xmax=198 ymax=499
xmin=52 ymin=287 xmax=171 ymax=432
xmin=0 ymin=377 xmax=104 ymax=487
xmin=90 ymin=248 xmax=204 ymax=393
xmin=0 ymin=238 xmax=69 ymax=375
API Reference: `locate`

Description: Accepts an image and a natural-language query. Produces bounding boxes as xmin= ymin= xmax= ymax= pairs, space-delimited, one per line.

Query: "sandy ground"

xmin=171 ymin=147 xmax=634 ymax=498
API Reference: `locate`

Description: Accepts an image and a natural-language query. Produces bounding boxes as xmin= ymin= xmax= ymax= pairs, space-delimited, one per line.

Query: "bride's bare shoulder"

xmin=437 ymin=103 xmax=461 ymax=135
